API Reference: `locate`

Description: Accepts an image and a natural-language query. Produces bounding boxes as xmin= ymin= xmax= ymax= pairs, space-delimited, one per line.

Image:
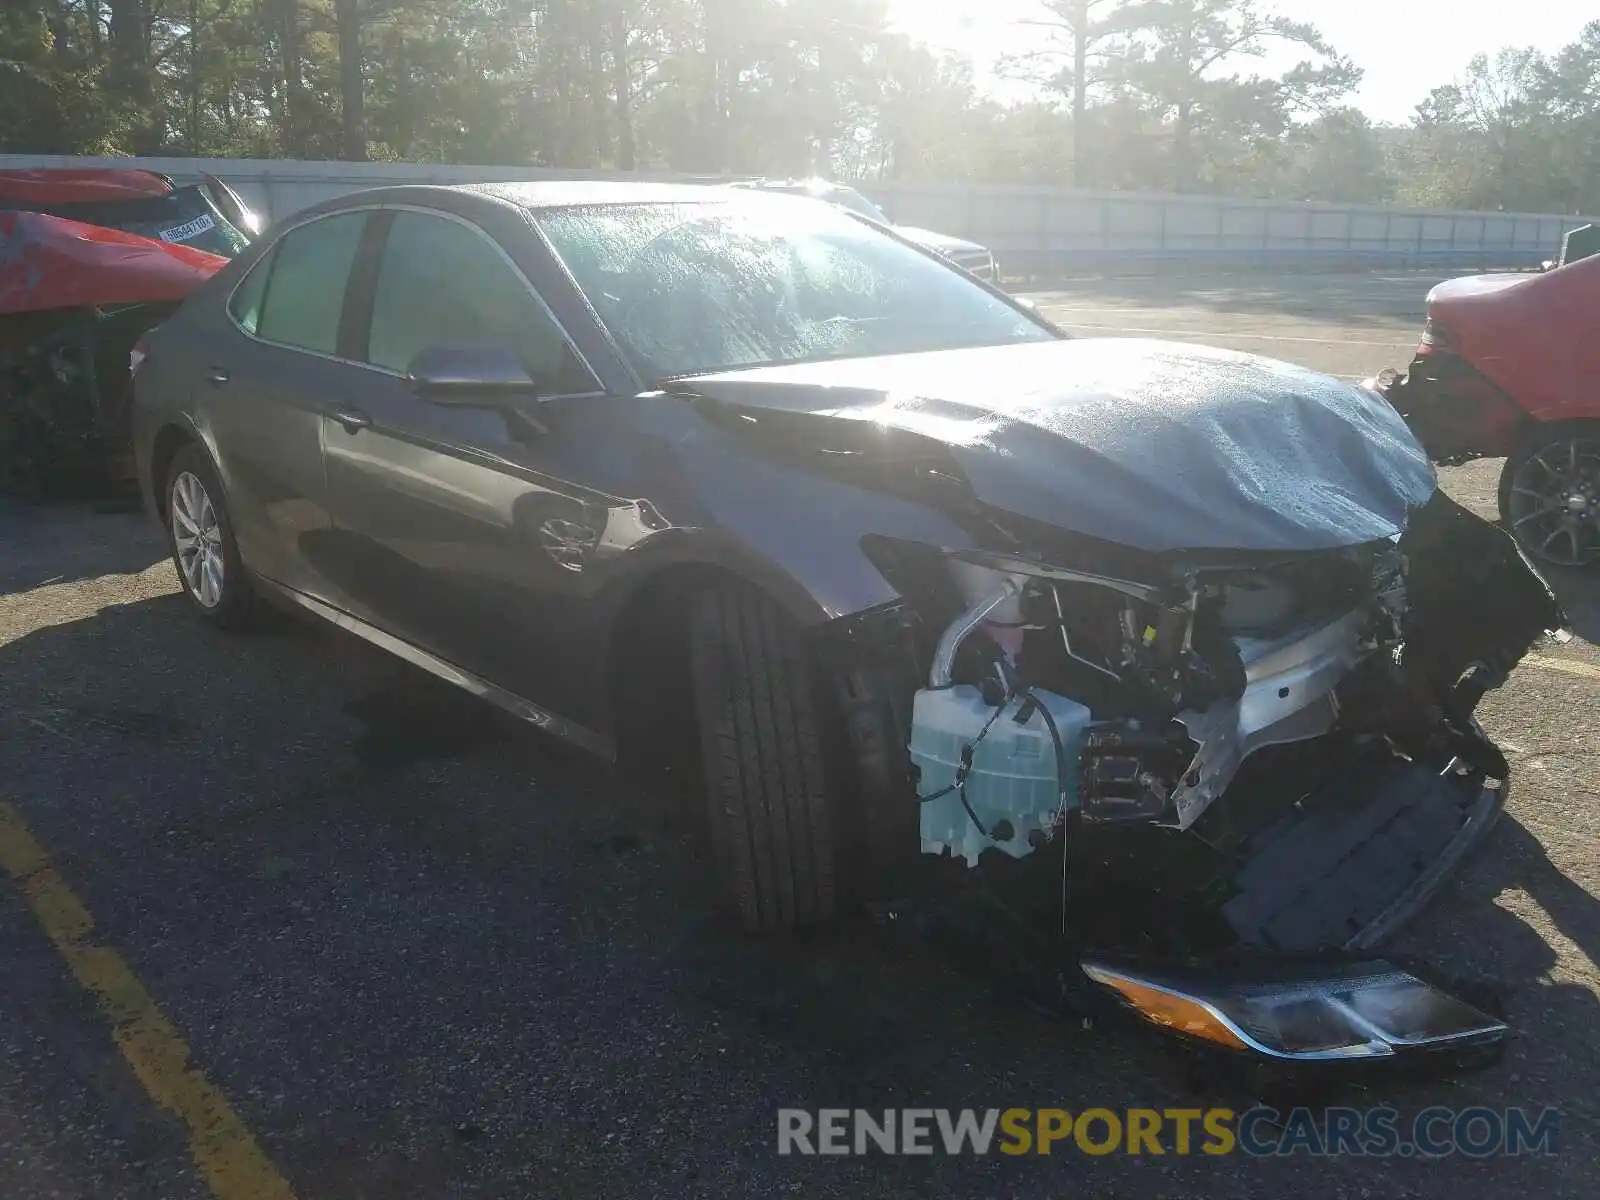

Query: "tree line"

xmin=4 ymin=0 xmax=1599 ymax=214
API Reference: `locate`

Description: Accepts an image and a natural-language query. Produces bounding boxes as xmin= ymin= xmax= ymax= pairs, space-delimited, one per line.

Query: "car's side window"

xmin=227 ymin=246 xmax=275 ymax=335
xmin=365 ymin=211 xmax=597 ymax=394
xmin=254 ymin=212 xmax=367 ymax=355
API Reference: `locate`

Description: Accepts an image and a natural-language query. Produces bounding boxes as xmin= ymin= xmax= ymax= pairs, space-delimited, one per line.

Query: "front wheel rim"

xmin=171 ymin=471 xmax=225 ymax=608
xmin=1507 ymin=436 xmax=1600 ymax=568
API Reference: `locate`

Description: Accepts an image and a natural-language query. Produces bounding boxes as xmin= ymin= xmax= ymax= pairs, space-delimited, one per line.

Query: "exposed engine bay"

xmin=912 ymin=538 xmax=1408 ymax=859
xmin=893 ymin=491 xmax=1563 ymax=916
xmin=674 ymin=336 xmax=1575 ymax=1071
xmin=856 ymin=489 xmax=1566 ymax=1068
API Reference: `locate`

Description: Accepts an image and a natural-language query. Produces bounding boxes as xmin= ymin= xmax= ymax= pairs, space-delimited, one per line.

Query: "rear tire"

xmin=687 ymin=586 xmax=838 ymax=932
xmin=164 ymin=443 xmax=257 ymax=629
xmin=1497 ymin=421 xmax=1600 ymax=567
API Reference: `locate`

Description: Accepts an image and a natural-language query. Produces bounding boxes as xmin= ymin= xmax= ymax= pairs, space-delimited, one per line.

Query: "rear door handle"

xmin=330 ymin=407 xmax=372 ymax=433
xmin=207 ymin=367 xmax=230 ymax=385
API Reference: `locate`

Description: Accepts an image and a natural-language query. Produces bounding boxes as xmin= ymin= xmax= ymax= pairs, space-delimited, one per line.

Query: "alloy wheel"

xmin=171 ymin=470 xmax=226 ymax=607
xmin=1506 ymin=436 xmax=1600 ymax=567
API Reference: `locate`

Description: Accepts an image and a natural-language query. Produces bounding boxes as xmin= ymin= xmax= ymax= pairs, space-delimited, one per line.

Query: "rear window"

xmin=10 ymin=186 xmax=250 ymax=258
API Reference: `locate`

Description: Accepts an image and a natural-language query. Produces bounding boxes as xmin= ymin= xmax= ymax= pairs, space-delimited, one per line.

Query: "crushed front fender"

xmin=1 ymin=302 xmax=178 ymax=496
xmin=1372 ymin=356 xmax=1530 ymax=464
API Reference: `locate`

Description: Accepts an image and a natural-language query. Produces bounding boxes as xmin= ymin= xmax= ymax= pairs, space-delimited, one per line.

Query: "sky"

xmin=887 ymin=0 xmax=1596 ymax=124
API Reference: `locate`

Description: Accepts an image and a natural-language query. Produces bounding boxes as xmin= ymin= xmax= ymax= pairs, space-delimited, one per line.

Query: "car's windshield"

xmin=537 ymin=198 xmax=1053 ymax=381
xmin=15 ymin=185 xmax=250 ymax=258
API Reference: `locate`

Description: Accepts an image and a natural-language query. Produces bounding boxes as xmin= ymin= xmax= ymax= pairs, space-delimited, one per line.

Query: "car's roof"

xmin=287 ymin=179 xmax=794 ymax=227
xmin=466 ymin=180 xmax=747 ymax=208
xmin=396 ymin=180 xmax=749 ymax=210
xmin=287 ymin=179 xmax=862 ymax=239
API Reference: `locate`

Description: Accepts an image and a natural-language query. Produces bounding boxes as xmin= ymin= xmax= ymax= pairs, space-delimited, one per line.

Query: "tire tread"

xmin=689 ymin=587 xmax=836 ymax=931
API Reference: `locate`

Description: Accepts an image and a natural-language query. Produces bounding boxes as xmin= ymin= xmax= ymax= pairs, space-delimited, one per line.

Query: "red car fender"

xmin=0 ymin=210 xmax=227 ymax=316
xmin=1426 ymin=257 xmax=1600 ymax=425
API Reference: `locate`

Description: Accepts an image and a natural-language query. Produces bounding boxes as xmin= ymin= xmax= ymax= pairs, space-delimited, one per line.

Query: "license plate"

xmin=158 ymin=213 xmax=216 ymax=243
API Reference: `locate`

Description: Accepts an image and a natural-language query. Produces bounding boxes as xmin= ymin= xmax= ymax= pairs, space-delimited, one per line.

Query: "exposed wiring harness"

xmin=1014 ymin=687 xmax=1073 ymax=935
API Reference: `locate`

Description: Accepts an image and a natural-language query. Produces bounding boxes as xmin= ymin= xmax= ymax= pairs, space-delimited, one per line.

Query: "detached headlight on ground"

xmin=1082 ymin=961 xmax=1506 ymax=1060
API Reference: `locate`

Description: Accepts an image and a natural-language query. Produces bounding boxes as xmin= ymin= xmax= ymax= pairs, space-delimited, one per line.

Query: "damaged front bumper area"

xmin=889 ymin=490 xmax=1564 ymax=1069
xmin=1364 ymin=358 xmax=1528 ymax=464
xmin=0 ymin=304 xmax=171 ymax=495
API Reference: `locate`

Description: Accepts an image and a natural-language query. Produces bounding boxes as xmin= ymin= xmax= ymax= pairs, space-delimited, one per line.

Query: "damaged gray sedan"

xmin=130 ymin=183 xmax=1567 ymax=1071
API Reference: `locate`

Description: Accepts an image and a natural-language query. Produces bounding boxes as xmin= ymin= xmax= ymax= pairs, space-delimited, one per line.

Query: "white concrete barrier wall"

xmin=4 ymin=153 xmax=1594 ymax=273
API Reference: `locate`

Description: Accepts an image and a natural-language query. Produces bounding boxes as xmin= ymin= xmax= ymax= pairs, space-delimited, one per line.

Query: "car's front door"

xmin=201 ymin=210 xmax=372 ymax=606
xmin=319 ymin=207 xmax=626 ymax=734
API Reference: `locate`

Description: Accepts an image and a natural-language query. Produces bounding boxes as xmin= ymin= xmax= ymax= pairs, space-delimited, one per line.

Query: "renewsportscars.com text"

xmin=777 ymin=1106 xmax=1561 ymax=1158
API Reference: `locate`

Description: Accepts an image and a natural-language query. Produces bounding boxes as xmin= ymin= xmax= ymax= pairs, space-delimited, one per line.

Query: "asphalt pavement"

xmin=1 ymin=272 xmax=1597 ymax=1199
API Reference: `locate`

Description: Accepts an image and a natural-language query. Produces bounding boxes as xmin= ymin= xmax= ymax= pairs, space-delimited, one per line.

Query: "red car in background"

xmin=0 ymin=168 xmax=257 ymax=494
xmin=1372 ymin=256 xmax=1600 ymax=567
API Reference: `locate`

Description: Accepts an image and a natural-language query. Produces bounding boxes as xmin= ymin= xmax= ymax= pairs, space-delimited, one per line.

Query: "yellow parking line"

xmin=0 ymin=802 xmax=295 ymax=1200
xmin=1522 ymin=654 xmax=1600 ymax=683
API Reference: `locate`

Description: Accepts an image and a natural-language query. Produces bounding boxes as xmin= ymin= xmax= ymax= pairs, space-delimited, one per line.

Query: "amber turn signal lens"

xmin=1082 ymin=966 xmax=1248 ymax=1050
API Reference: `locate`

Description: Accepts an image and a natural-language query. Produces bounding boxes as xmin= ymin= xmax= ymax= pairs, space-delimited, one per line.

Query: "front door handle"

xmin=207 ymin=367 xmax=230 ymax=386
xmin=331 ymin=408 xmax=371 ymax=433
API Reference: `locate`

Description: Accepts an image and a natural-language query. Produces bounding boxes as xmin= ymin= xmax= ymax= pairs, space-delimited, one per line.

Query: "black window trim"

xmin=339 ymin=208 xmax=392 ymax=361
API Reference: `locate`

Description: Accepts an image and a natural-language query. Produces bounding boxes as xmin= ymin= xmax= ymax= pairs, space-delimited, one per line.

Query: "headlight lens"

xmin=1229 ymin=991 xmax=1382 ymax=1057
xmin=1336 ymin=975 xmax=1498 ymax=1044
xmin=1084 ymin=961 xmax=1505 ymax=1060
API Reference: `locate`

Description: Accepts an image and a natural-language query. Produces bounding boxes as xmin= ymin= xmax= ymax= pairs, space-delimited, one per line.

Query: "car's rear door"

xmin=199 ymin=209 xmax=376 ymax=606
xmin=319 ymin=206 xmax=623 ymax=734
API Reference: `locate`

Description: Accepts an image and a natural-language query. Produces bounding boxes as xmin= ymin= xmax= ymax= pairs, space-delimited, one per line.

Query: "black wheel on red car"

xmin=1498 ymin=421 xmax=1600 ymax=568
xmin=164 ymin=443 xmax=257 ymax=629
xmin=687 ymin=585 xmax=839 ymax=932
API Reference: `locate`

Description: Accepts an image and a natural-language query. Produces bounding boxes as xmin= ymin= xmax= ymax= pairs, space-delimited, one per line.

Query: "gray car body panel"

xmin=135 ymin=183 xmax=1438 ymax=745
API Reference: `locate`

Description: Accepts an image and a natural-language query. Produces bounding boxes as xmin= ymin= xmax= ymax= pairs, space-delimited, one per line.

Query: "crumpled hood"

xmin=1 ymin=210 xmax=226 ymax=315
xmin=679 ymin=338 xmax=1438 ymax=555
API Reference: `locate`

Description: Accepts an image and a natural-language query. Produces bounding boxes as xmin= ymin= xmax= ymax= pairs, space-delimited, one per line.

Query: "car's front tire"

xmin=687 ymin=585 xmax=838 ymax=932
xmin=164 ymin=444 xmax=256 ymax=628
xmin=1497 ymin=421 xmax=1600 ymax=567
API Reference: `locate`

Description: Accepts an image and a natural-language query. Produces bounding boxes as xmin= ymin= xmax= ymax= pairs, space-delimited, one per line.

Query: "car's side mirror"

xmin=408 ymin=344 xmax=539 ymax=407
